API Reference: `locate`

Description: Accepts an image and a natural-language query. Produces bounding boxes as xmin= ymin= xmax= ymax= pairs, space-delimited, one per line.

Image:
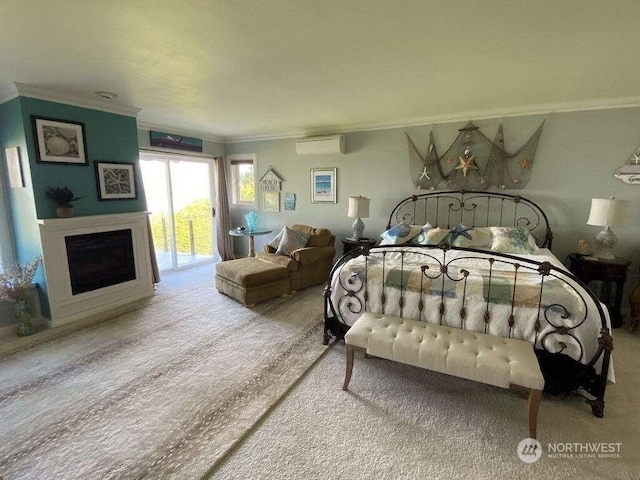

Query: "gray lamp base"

xmin=589 ymin=226 xmax=617 ymax=260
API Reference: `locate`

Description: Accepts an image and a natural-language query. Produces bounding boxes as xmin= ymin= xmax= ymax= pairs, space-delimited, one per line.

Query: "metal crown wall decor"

xmin=614 ymin=145 xmax=640 ymax=184
xmin=407 ymin=120 xmax=545 ymax=191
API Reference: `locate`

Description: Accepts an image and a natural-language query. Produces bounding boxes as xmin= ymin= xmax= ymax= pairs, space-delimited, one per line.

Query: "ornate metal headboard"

xmin=386 ymin=190 xmax=553 ymax=249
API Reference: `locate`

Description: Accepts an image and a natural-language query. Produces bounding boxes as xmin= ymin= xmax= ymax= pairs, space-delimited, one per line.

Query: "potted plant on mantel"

xmin=45 ymin=186 xmax=84 ymax=218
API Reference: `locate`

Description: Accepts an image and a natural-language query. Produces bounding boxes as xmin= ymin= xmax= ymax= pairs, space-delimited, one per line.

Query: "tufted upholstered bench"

xmin=343 ymin=312 xmax=545 ymax=438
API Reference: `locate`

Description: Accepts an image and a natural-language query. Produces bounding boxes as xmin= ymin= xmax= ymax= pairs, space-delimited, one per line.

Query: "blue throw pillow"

xmin=380 ymin=222 xmax=422 ymax=245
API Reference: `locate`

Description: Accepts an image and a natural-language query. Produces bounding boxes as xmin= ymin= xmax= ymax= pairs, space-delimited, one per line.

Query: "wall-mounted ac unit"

xmin=295 ymin=134 xmax=345 ymax=155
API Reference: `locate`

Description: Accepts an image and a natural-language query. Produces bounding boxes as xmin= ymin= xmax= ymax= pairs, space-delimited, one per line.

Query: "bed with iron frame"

xmin=323 ymin=190 xmax=614 ymax=418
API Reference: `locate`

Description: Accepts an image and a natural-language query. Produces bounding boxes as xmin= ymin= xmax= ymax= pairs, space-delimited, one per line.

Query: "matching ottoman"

xmin=215 ymin=258 xmax=290 ymax=306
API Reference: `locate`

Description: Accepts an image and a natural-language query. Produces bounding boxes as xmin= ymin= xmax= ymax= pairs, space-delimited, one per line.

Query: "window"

xmin=229 ymin=154 xmax=256 ymax=206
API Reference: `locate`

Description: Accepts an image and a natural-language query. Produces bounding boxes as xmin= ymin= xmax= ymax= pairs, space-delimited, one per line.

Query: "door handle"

xmin=212 ymin=207 xmax=216 ymax=218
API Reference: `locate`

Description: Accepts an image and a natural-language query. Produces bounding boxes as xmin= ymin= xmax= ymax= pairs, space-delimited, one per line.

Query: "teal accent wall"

xmin=20 ymin=97 xmax=145 ymax=218
xmin=1 ymin=96 xmax=145 ymax=320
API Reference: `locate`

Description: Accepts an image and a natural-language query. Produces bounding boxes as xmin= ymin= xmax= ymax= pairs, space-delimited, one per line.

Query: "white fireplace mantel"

xmin=38 ymin=212 xmax=155 ymax=327
xmin=37 ymin=212 xmax=151 ymax=231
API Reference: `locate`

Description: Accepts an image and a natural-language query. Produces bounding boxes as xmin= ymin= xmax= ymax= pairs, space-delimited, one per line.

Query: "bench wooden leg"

xmin=343 ymin=344 xmax=355 ymax=391
xmin=343 ymin=345 xmax=366 ymax=390
xmin=528 ymin=389 xmax=542 ymax=439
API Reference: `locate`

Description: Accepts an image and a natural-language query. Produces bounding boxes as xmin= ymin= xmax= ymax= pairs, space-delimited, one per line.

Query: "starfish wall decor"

xmin=407 ymin=120 xmax=545 ymax=191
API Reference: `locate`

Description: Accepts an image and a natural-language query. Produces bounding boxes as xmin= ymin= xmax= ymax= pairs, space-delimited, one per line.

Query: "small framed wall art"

xmin=263 ymin=191 xmax=280 ymax=212
xmin=5 ymin=147 xmax=24 ymax=188
xmin=284 ymin=192 xmax=296 ymax=210
xmin=32 ymin=116 xmax=88 ymax=165
xmin=311 ymin=168 xmax=337 ymax=203
xmin=150 ymin=131 xmax=203 ymax=152
xmin=95 ymin=161 xmax=138 ymax=200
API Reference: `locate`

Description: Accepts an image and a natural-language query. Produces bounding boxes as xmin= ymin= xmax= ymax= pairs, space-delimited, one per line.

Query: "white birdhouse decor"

xmin=259 ymin=167 xmax=283 ymax=191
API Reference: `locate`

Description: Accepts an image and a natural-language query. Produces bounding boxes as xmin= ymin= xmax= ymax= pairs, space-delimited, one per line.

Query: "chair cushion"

xmin=345 ymin=313 xmax=544 ymax=390
xmin=276 ymin=226 xmax=310 ymax=255
xmin=215 ymin=258 xmax=288 ymax=287
xmin=256 ymin=252 xmax=299 ymax=271
xmin=290 ymin=246 xmax=335 ymax=266
xmin=291 ymin=224 xmax=332 ymax=248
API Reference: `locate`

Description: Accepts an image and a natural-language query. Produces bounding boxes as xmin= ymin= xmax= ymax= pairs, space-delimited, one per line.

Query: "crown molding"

xmin=0 ymin=83 xmax=141 ymax=117
xmin=226 ymin=95 xmax=640 ymax=143
xmin=136 ymin=121 xmax=226 ymax=144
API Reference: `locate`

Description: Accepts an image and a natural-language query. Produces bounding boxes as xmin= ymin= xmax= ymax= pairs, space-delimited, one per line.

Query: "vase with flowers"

xmin=0 ymin=257 xmax=41 ymax=336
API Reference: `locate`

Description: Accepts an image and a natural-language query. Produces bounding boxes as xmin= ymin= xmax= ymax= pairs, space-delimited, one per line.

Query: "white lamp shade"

xmin=587 ymin=198 xmax=630 ymax=227
xmin=348 ymin=195 xmax=370 ymax=218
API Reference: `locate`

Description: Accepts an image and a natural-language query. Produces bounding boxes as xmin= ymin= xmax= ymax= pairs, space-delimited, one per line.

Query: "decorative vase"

xmin=244 ymin=211 xmax=259 ymax=232
xmin=55 ymin=206 xmax=74 ymax=218
xmin=14 ymin=299 xmax=35 ymax=337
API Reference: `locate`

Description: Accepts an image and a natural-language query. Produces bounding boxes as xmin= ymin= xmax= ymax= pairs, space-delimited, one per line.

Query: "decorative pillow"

xmin=379 ymin=222 xmax=422 ymax=245
xmin=409 ymin=223 xmax=434 ymax=245
xmin=438 ymin=224 xmax=491 ymax=248
xmin=276 ymin=226 xmax=311 ymax=256
xmin=421 ymin=227 xmax=450 ymax=245
xmin=489 ymin=226 xmax=538 ymax=254
xmin=267 ymin=227 xmax=286 ymax=250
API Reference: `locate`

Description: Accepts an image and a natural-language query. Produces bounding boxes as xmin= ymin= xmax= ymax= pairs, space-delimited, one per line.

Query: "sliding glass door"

xmin=139 ymin=151 xmax=216 ymax=272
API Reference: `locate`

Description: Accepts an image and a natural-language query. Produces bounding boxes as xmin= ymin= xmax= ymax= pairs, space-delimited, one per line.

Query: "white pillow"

xmin=412 ymin=226 xmax=450 ymax=245
xmin=489 ymin=226 xmax=538 ymax=254
xmin=409 ymin=223 xmax=433 ymax=245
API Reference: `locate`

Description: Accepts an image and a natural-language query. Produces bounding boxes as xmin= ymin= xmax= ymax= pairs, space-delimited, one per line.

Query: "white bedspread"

xmin=330 ymin=247 xmax=613 ymax=376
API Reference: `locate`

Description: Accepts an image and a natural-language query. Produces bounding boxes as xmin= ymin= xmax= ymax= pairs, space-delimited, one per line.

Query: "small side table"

xmin=342 ymin=238 xmax=377 ymax=256
xmin=566 ymin=253 xmax=630 ymax=328
xmin=229 ymin=228 xmax=273 ymax=257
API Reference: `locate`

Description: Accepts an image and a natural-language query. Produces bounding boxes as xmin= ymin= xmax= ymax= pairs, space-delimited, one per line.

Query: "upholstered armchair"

xmin=256 ymin=224 xmax=336 ymax=291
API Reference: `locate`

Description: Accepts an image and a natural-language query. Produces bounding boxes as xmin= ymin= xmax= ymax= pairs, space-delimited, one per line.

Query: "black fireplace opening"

xmin=65 ymin=229 xmax=136 ymax=295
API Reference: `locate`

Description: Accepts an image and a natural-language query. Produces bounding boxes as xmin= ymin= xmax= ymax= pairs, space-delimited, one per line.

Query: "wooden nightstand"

xmin=566 ymin=253 xmax=630 ymax=328
xmin=342 ymin=238 xmax=377 ymax=256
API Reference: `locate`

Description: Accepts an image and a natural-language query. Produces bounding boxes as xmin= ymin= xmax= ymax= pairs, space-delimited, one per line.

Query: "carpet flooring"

xmin=0 ymin=265 xmax=327 ymax=479
xmin=215 ymin=328 xmax=640 ymax=479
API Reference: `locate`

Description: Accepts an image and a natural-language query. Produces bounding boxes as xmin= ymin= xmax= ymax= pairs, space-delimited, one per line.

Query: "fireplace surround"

xmin=38 ymin=212 xmax=154 ymax=327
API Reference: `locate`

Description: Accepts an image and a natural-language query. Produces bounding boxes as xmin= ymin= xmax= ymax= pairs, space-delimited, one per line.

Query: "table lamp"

xmin=586 ymin=197 xmax=630 ymax=259
xmin=347 ymin=195 xmax=370 ymax=241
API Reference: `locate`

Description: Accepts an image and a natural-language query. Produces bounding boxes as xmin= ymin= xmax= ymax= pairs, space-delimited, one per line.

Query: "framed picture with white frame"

xmin=311 ymin=168 xmax=337 ymax=203
xmin=32 ymin=116 xmax=88 ymax=165
xmin=95 ymin=161 xmax=138 ymax=200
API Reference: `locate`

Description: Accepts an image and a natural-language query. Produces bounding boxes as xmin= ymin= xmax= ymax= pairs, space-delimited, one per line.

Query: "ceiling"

xmin=2 ymin=0 xmax=640 ymax=141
